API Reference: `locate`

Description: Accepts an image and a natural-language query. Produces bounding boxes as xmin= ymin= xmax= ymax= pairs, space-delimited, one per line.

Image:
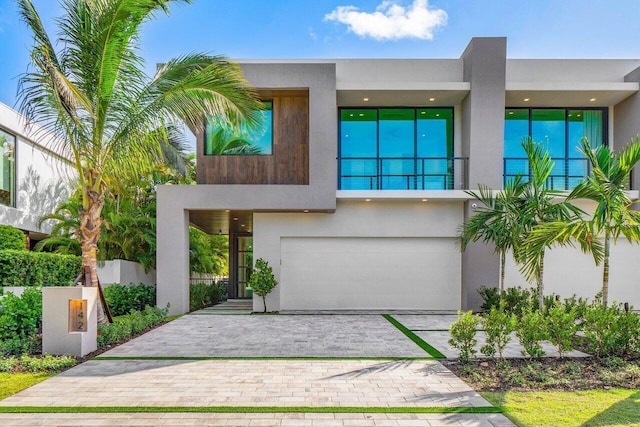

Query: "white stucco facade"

xmin=0 ymin=102 xmax=73 ymax=239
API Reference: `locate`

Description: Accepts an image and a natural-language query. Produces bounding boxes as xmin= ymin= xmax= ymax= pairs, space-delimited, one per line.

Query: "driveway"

xmin=0 ymin=313 xmax=515 ymax=426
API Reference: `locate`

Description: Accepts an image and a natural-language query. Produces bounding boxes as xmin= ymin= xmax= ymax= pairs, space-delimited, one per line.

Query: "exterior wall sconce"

xmin=68 ymin=299 xmax=88 ymax=333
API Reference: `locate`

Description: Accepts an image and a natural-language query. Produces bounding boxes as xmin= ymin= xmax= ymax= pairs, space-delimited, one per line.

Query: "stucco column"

xmin=460 ymin=37 xmax=507 ymax=310
xmin=157 ymin=187 xmax=190 ymax=315
xmin=614 ymin=66 xmax=640 ymax=190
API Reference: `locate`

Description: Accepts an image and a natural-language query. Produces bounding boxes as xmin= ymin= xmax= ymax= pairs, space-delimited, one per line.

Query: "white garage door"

xmin=280 ymin=237 xmax=460 ymax=310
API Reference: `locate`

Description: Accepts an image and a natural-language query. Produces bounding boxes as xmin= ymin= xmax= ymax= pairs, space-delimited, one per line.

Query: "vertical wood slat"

xmin=196 ymin=92 xmax=309 ymax=185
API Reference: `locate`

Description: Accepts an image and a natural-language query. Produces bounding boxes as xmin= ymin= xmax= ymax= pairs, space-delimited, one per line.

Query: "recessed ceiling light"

xmin=359 ymin=113 xmax=364 ymax=117
xmin=349 ymin=113 xmax=354 ymax=117
xmin=590 ymin=98 xmax=597 ymax=102
xmin=365 ymin=198 xmax=371 ymax=202
xmin=421 ymin=111 xmax=426 ymax=115
xmin=363 ymin=97 xmax=369 ymax=101
xmin=436 ymin=114 xmax=440 ymax=117
xmin=429 ymin=97 xmax=435 ymax=102
xmin=508 ymin=111 xmax=514 ymax=115
xmin=225 ymin=209 xmax=230 ymax=213
xmin=233 ymin=217 xmax=239 ymax=221
xmin=421 ymin=199 xmax=428 ymax=202
xmin=240 ymin=224 xmax=245 ymax=227
xmin=523 ymin=98 xmax=530 ymax=102
xmin=303 ymin=209 xmax=309 ymax=213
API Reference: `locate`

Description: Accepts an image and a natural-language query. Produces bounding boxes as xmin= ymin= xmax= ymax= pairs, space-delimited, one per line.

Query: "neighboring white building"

xmin=153 ymin=37 xmax=640 ymax=314
xmin=0 ymin=102 xmax=73 ymax=246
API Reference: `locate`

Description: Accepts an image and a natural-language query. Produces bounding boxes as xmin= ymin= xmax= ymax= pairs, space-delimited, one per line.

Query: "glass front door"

xmin=236 ymin=236 xmax=253 ymax=298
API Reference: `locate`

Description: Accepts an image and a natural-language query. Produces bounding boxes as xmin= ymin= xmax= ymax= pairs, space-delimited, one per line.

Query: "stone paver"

xmin=0 ymin=413 xmax=514 ymax=426
xmin=0 ymin=314 xmax=515 ymax=426
xmin=0 ymin=359 xmax=489 ymax=408
xmin=393 ymin=315 xmax=461 ymax=330
xmin=100 ymin=314 xmax=430 ymax=358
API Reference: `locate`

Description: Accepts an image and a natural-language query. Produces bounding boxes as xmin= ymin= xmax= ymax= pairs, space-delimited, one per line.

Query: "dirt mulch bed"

xmin=442 ymin=357 xmax=640 ymax=392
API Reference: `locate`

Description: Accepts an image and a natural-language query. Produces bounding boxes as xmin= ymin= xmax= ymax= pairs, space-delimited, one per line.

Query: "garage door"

xmin=280 ymin=237 xmax=460 ymax=310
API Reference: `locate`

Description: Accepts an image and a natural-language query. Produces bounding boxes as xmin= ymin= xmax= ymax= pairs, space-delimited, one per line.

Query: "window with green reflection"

xmin=504 ymin=108 xmax=606 ymax=190
xmin=0 ymin=129 xmax=15 ymax=207
xmin=339 ymin=107 xmax=454 ymax=190
xmin=204 ymin=101 xmax=273 ymax=155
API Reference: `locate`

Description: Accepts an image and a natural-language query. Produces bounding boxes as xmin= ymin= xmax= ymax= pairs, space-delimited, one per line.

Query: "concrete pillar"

xmin=42 ymin=287 xmax=97 ymax=357
xmin=460 ymin=37 xmax=507 ymax=310
xmin=157 ymin=188 xmax=190 ymax=315
xmin=614 ymin=66 xmax=640 ymax=190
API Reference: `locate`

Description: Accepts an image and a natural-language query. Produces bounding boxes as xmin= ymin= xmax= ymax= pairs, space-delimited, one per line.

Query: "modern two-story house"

xmin=157 ymin=37 xmax=640 ymax=315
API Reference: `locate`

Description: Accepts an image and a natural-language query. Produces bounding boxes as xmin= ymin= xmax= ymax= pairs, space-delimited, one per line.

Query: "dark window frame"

xmin=0 ymin=126 xmax=17 ymax=208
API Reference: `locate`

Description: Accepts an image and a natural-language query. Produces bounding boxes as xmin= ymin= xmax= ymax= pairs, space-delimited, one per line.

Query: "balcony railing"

xmin=504 ymin=157 xmax=592 ymax=191
xmin=339 ymin=157 xmax=468 ymax=190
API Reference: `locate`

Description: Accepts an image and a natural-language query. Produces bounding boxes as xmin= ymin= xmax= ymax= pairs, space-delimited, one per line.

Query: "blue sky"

xmin=1 ymin=0 xmax=639 ymax=109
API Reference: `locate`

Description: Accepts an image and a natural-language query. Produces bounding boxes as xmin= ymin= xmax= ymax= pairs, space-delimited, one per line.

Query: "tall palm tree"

xmin=459 ymin=175 xmax=525 ymax=296
xmin=515 ymin=139 xmax=582 ymax=310
xmin=523 ymin=137 xmax=640 ymax=306
xmin=17 ymin=0 xmax=262 ymax=319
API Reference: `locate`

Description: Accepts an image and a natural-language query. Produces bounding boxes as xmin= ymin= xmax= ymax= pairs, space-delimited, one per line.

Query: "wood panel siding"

xmin=197 ymin=90 xmax=309 ymax=185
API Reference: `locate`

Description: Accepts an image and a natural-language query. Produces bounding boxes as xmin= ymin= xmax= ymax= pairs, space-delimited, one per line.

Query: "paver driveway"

xmin=0 ymin=314 xmax=515 ymax=426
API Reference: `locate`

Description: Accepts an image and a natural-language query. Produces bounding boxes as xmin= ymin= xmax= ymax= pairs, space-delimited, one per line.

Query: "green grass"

xmin=382 ymin=314 xmax=446 ymax=358
xmin=482 ymin=389 xmax=640 ymax=427
xmin=0 ymin=406 xmax=501 ymax=414
xmin=0 ymin=373 xmax=56 ymax=400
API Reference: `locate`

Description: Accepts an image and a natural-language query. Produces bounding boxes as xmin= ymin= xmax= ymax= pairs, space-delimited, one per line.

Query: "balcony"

xmin=504 ymin=157 xmax=591 ymax=191
xmin=339 ymin=157 xmax=468 ymax=190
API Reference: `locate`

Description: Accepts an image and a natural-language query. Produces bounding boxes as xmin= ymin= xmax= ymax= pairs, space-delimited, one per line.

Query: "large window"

xmin=339 ymin=107 xmax=455 ymax=190
xmin=0 ymin=129 xmax=15 ymax=207
xmin=504 ymin=108 xmax=606 ymax=190
xmin=204 ymin=101 xmax=273 ymax=155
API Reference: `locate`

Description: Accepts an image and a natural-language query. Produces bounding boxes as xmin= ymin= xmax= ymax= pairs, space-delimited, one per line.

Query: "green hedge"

xmin=0 ymin=250 xmax=81 ymax=287
xmin=0 ymin=225 xmax=26 ymax=251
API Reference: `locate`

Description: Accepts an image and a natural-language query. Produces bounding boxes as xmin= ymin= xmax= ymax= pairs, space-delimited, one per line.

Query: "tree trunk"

xmin=262 ymin=295 xmax=267 ymax=313
xmin=499 ymin=251 xmax=505 ymax=297
xmin=602 ymin=230 xmax=610 ymax=307
xmin=79 ymin=184 xmax=106 ymax=324
xmin=537 ymin=252 xmax=545 ymax=312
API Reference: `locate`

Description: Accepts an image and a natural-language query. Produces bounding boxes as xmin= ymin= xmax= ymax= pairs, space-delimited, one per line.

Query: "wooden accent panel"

xmin=197 ymin=92 xmax=309 ymax=185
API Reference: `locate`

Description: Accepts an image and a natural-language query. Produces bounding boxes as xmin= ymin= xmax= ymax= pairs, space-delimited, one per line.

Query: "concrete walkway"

xmin=0 ymin=314 xmax=515 ymax=426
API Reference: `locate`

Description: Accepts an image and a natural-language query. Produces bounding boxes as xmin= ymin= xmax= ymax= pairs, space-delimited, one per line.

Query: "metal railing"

xmin=503 ymin=157 xmax=592 ymax=191
xmin=339 ymin=157 xmax=468 ymax=190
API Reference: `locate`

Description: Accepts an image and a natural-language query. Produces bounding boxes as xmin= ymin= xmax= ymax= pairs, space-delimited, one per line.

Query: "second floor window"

xmin=504 ymin=108 xmax=606 ymax=190
xmin=0 ymin=129 xmax=15 ymax=207
xmin=204 ymin=101 xmax=273 ymax=155
xmin=339 ymin=107 xmax=455 ymax=190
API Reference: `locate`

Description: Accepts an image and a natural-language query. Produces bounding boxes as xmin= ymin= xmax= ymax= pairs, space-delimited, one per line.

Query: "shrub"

xmin=546 ymin=302 xmax=578 ymax=358
xmin=480 ymin=304 xmax=517 ymax=359
xmin=478 ymin=286 xmax=535 ymax=319
xmin=248 ymin=259 xmax=278 ymax=313
xmin=448 ymin=310 xmax=480 ymax=362
xmin=583 ymin=303 xmax=640 ymax=357
xmin=97 ymin=305 xmax=167 ymax=348
xmin=0 ymin=287 xmax=42 ymax=341
xmin=516 ymin=308 xmax=548 ymax=358
xmin=0 ymin=356 xmax=19 ymax=372
xmin=19 ymin=354 xmax=76 ymax=372
xmin=0 ymin=225 xmax=26 ymax=251
xmin=189 ymin=281 xmax=227 ymax=311
xmin=0 ymin=250 xmax=80 ymax=287
xmin=103 ymin=283 xmax=156 ymax=316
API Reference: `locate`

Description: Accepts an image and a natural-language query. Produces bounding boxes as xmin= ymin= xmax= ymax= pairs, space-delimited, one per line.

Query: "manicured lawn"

xmin=0 ymin=372 xmax=55 ymax=400
xmin=482 ymin=389 xmax=640 ymax=427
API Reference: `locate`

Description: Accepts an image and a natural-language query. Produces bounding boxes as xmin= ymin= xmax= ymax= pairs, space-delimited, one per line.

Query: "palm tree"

xmin=459 ymin=175 xmax=525 ymax=296
xmin=523 ymin=137 xmax=640 ymax=306
xmin=515 ymin=138 xmax=582 ymax=310
xmin=17 ymin=0 xmax=262 ymax=319
xmin=204 ymin=126 xmax=262 ymax=155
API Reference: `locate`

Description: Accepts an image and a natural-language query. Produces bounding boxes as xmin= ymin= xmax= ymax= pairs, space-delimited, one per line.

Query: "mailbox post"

xmin=43 ymin=287 xmax=98 ymax=357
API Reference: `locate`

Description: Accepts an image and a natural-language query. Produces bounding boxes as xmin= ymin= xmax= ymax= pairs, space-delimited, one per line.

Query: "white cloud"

xmin=324 ymin=0 xmax=447 ymax=41
xmin=308 ymin=26 xmax=318 ymax=41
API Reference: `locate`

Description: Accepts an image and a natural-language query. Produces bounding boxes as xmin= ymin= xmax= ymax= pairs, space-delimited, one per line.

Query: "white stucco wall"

xmin=0 ymin=103 xmax=73 ymax=234
xmin=97 ymin=259 xmax=157 ymax=286
xmin=253 ymin=199 xmax=464 ymax=311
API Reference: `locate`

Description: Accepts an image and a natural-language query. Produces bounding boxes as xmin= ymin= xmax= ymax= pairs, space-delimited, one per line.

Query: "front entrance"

xmin=230 ymin=234 xmax=253 ymax=299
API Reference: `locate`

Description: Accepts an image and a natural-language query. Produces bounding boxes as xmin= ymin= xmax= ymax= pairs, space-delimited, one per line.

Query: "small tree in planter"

xmin=248 ymin=258 xmax=278 ymax=313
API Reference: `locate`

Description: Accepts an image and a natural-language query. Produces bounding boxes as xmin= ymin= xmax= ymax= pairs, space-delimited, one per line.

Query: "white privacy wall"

xmin=253 ymin=199 xmax=464 ymax=311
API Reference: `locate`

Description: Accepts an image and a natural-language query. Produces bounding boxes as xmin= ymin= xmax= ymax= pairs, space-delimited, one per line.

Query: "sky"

xmin=0 ymin=0 xmax=639 ymax=117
